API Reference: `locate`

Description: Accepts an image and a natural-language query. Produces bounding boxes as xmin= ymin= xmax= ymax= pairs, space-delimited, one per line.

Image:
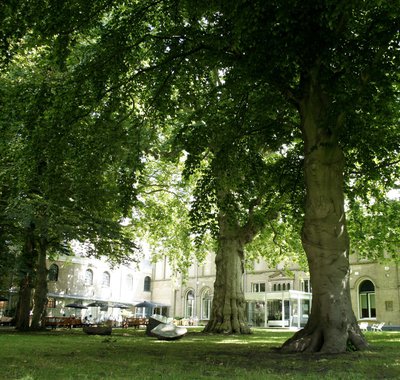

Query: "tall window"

xmin=47 ymin=298 xmax=56 ymax=308
xmin=126 ymin=274 xmax=133 ymax=291
xmin=301 ymin=279 xmax=311 ymax=293
xmin=102 ymin=271 xmax=110 ymax=287
xmin=201 ymin=289 xmax=212 ymax=320
xmin=185 ymin=290 xmax=195 ymax=318
xmin=85 ymin=269 xmax=93 ymax=286
xmin=48 ymin=264 xmax=59 ymax=282
xmin=144 ymin=276 xmax=151 ymax=292
xmin=359 ymin=280 xmax=376 ymax=319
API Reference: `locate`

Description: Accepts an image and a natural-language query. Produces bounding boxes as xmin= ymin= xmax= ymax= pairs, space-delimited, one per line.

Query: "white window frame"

xmin=251 ymin=282 xmax=266 ymax=293
xmin=102 ymin=271 xmax=110 ymax=287
xmin=85 ymin=269 xmax=93 ymax=286
xmin=358 ymin=279 xmax=376 ymax=320
xmin=185 ymin=290 xmax=195 ymax=318
xmin=200 ymin=289 xmax=212 ymax=320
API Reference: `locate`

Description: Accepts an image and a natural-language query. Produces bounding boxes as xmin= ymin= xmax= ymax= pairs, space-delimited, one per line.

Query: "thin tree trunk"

xmin=31 ymin=238 xmax=48 ymax=330
xmin=281 ymin=74 xmax=368 ymax=353
xmin=204 ymin=214 xmax=251 ymax=334
xmin=15 ymin=225 xmax=36 ymax=331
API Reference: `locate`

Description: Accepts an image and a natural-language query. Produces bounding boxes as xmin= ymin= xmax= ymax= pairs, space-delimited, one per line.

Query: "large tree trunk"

xmin=31 ymin=238 xmax=48 ymax=330
xmin=15 ymin=226 xmax=36 ymax=331
xmin=203 ymin=214 xmax=251 ymax=334
xmin=281 ymin=74 xmax=368 ymax=353
xmin=15 ymin=275 xmax=33 ymax=331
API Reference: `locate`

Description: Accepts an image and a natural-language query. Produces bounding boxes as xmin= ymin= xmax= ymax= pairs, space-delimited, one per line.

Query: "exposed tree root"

xmin=203 ymin=316 xmax=251 ymax=334
xmin=280 ymin=324 xmax=369 ymax=354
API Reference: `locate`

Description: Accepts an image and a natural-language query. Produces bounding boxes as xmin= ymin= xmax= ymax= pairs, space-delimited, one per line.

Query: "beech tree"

xmin=112 ymin=0 xmax=399 ymax=350
xmin=132 ymin=91 xmax=303 ymax=334
xmin=200 ymin=151 xmax=301 ymax=334
xmin=172 ymin=78 xmax=302 ymax=333
xmin=4 ymin=1 xmax=399 ymax=352
xmin=0 ymin=32 xmax=143 ymax=330
xmin=176 ymin=1 xmax=399 ymax=352
xmin=117 ymin=1 xmax=398 ymax=346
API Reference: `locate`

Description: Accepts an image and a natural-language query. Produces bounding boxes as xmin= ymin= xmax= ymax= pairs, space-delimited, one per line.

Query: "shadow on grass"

xmin=0 ymin=327 xmax=399 ymax=379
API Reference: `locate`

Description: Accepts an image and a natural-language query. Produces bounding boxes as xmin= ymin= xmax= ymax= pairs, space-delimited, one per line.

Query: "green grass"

xmin=0 ymin=328 xmax=399 ymax=379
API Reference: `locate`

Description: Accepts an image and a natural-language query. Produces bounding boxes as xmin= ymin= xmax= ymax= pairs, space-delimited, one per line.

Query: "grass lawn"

xmin=0 ymin=327 xmax=399 ymax=380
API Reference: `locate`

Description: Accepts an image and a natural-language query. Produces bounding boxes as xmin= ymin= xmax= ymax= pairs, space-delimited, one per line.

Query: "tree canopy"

xmin=1 ymin=0 xmax=399 ymax=350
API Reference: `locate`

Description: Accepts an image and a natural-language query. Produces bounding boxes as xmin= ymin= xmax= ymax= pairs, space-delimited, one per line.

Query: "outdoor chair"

xmin=358 ymin=322 xmax=369 ymax=332
xmin=0 ymin=316 xmax=13 ymax=326
xmin=371 ymin=322 xmax=385 ymax=332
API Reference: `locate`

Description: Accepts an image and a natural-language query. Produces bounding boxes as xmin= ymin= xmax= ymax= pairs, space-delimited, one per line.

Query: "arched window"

xmin=273 ymin=284 xmax=277 ymax=291
xmin=359 ymin=280 xmax=376 ymax=319
xmin=185 ymin=290 xmax=195 ymax=318
xmin=85 ymin=269 xmax=93 ymax=286
xmin=282 ymin=283 xmax=286 ymax=291
xmin=102 ymin=271 xmax=110 ymax=287
xmin=277 ymin=284 xmax=281 ymax=291
xmin=287 ymin=283 xmax=291 ymax=290
xmin=144 ymin=276 xmax=151 ymax=292
xmin=201 ymin=289 xmax=212 ymax=320
xmin=47 ymin=298 xmax=56 ymax=308
xmin=48 ymin=264 xmax=59 ymax=282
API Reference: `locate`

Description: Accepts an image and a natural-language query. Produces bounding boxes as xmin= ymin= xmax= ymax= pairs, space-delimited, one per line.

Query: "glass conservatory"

xmin=245 ymin=290 xmax=312 ymax=328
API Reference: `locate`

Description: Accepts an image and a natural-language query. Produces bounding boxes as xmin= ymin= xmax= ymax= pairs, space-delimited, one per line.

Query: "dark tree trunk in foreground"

xmin=15 ymin=274 xmax=34 ymax=331
xmin=15 ymin=226 xmax=36 ymax=331
xmin=31 ymin=238 xmax=48 ymax=330
xmin=204 ymin=214 xmax=251 ymax=334
xmin=281 ymin=74 xmax=368 ymax=353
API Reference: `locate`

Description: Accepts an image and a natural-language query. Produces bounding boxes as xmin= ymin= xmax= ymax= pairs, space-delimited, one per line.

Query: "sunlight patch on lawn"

xmin=375 ymin=338 xmax=400 ymax=343
xmin=361 ymin=332 xmax=400 ymax=346
xmin=216 ymin=339 xmax=249 ymax=345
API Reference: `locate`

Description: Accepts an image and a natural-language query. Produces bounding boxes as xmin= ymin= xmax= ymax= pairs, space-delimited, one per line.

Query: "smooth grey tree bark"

xmin=281 ymin=73 xmax=369 ymax=353
xmin=204 ymin=212 xmax=254 ymax=334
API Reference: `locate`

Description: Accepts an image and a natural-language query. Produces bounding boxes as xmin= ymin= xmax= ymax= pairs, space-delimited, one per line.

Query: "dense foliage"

xmin=0 ymin=0 xmax=398 ymax=349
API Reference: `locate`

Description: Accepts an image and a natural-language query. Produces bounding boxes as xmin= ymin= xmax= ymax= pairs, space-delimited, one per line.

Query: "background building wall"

xmin=46 ymin=254 xmax=152 ymax=321
xmin=349 ymin=259 xmax=400 ymax=326
xmin=42 ymin=249 xmax=400 ymax=327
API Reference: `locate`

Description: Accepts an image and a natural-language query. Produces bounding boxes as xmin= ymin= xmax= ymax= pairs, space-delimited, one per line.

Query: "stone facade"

xmin=3 ymin=248 xmax=397 ymax=329
xmin=152 ymin=254 xmax=216 ymax=322
xmin=44 ymin=253 xmax=153 ymax=322
xmin=152 ymin=253 xmax=313 ymax=327
xmin=152 ymin=253 xmax=400 ymax=328
xmin=349 ymin=255 xmax=400 ymax=328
